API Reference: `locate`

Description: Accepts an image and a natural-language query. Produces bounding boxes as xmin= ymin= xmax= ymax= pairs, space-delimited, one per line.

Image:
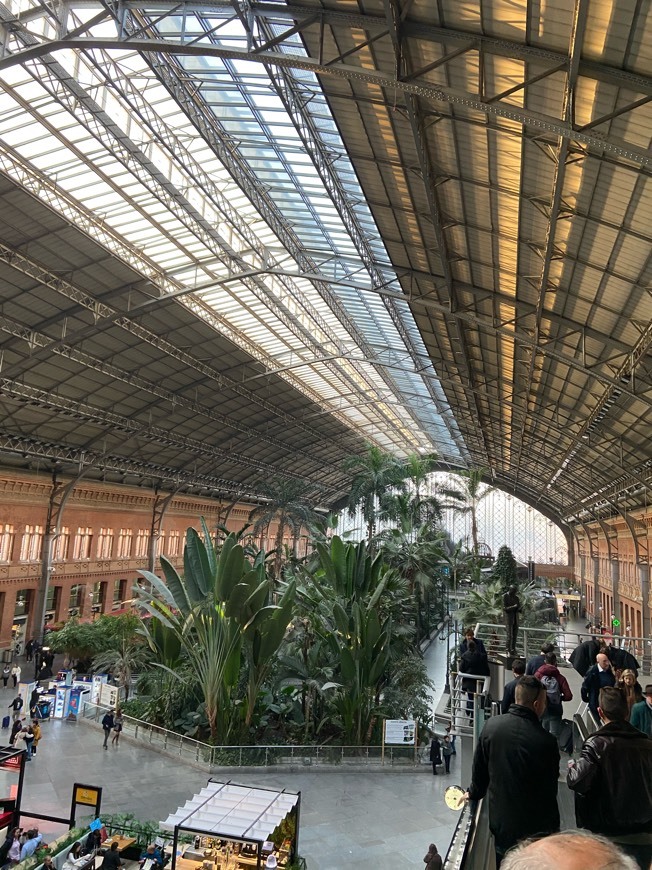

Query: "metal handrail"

xmin=448 ymin=671 xmax=491 ymax=736
xmin=444 ymin=799 xmax=482 ymax=870
xmin=473 ymin=622 xmax=652 ymax=671
xmin=80 ymin=702 xmax=423 ymax=767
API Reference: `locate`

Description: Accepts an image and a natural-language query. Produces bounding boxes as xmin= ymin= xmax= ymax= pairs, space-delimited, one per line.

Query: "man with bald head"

xmin=462 ymin=675 xmax=560 ymax=867
xmin=581 ymin=652 xmax=615 ymax=721
xmin=501 ymin=830 xmax=637 ymax=869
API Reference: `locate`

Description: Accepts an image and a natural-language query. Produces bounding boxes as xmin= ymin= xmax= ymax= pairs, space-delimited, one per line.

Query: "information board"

xmin=384 ymin=719 xmax=416 ymax=745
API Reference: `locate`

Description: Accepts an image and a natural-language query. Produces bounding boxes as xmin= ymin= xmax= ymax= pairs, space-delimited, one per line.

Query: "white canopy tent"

xmin=160 ymin=780 xmax=300 ymax=869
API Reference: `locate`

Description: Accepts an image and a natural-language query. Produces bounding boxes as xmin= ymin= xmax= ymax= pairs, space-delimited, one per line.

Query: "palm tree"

xmin=343 ymin=444 xmax=406 ymax=549
xmin=445 ymin=468 xmax=496 ymax=557
xmin=401 ymin=451 xmax=439 ymax=502
xmin=248 ymin=478 xmax=317 ymax=582
xmin=92 ymin=637 xmax=151 ymax=701
xmin=377 ymin=519 xmax=449 ymax=643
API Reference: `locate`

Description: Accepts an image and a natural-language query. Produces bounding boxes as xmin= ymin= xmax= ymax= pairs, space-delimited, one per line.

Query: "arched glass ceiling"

xmin=0 ymin=0 xmax=464 ymax=462
xmin=338 ymin=472 xmax=569 ymax=564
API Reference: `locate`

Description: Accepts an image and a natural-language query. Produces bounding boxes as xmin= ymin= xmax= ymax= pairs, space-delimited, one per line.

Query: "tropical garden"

xmin=47 ymin=447 xmax=558 ymax=747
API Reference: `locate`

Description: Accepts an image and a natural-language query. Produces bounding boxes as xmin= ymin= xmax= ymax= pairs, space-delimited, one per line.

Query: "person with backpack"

xmin=535 ymin=652 xmax=573 ymax=737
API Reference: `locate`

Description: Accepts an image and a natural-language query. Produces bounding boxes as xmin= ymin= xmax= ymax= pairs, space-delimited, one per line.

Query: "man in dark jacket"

xmin=605 ymin=643 xmax=639 ymax=676
xmin=458 ymin=628 xmax=487 ymax=660
xmin=569 ymin=637 xmax=601 ymax=676
xmin=500 ymin=659 xmax=525 ymax=714
xmin=463 ymin=675 xmax=560 ymax=867
xmin=459 ymin=640 xmax=490 ymax=719
xmin=101 ymin=709 xmax=115 ymax=750
xmin=525 ymin=642 xmax=554 ymax=675
xmin=568 ymin=686 xmax=652 ymax=869
xmin=581 ymin=652 xmax=615 ymax=720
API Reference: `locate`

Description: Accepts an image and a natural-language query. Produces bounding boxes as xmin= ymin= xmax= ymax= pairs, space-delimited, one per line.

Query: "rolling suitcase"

xmin=2 ymin=716 xmax=10 ymax=729
xmin=558 ymin=719 xmax=573 ymax=754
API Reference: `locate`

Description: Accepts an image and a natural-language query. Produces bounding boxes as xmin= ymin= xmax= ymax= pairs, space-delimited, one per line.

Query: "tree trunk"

xmin=471 ymin=508 xmax=479 ymax=556
xmin=274 ymin=513 xmax=286 ymax=590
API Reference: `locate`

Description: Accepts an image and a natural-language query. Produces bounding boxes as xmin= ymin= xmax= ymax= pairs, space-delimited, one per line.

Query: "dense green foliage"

xmin=48 ymin=614 xmax=142 ymax=667
xmin=52 ymin=457 xmax=546 ymax=748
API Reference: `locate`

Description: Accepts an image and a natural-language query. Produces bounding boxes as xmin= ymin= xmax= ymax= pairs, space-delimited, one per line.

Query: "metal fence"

xmin=80 ymin=702 xmax=424 ymax=768
xmin=473 ymin=622 xmax=652 ymax=671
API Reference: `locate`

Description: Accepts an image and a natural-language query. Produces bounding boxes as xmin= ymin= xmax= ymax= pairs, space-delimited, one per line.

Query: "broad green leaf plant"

xmin=136 ymin=519 xmax=294 ymax=741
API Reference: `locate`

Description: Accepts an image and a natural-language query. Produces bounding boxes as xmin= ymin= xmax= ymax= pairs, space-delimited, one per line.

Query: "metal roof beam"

xmin=0 ymin=313 xmax=333 ymax=468
xmin=0 ymin=377 xmax=338 ymax=491
xmin=247 ymin=2 xmax=652 ymax=95
xmin=1 ymin=33 xmax=649 ymax=167
xmin=0 ymin=234 xmax=359 ymax=451
xmin=0 ymin=431 xmax=297 ymax=500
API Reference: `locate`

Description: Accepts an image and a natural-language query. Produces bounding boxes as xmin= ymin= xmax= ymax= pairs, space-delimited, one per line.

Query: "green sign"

xmin=612 ymin=618 xmax=621 ymax=627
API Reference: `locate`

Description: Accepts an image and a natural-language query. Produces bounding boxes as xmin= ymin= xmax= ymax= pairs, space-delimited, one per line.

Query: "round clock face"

xmin=444 ymin=785 xmax=466 ymax=811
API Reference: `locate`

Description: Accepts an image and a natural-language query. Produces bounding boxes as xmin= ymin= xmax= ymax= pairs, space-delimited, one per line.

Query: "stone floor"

xmin=7 ymin=621 xmax=637 ymax=868
xmin=3 ymin=633 xmax=460 ymax=870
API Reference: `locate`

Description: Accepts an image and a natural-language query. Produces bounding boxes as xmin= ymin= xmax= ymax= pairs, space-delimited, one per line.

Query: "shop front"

xmin=160 ymin=780 xmax=300 ymax=870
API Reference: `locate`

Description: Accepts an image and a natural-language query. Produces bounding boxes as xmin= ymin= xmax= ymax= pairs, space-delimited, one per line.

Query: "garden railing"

xmin=80 ymin=702 xmax=427 ymax=768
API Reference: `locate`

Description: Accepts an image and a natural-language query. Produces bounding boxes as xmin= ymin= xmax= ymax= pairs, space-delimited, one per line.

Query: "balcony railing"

xmin=473 ymin=622 xmax=652 ymax=672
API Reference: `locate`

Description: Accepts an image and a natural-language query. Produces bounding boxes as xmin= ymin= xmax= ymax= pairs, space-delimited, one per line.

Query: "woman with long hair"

xmin=619 ymin=668 xmax=643 ymax=717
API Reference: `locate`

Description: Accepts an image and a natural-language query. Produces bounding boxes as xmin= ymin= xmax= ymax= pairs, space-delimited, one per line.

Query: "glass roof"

xmin=0 ymin=0 xmax=464 ymax=461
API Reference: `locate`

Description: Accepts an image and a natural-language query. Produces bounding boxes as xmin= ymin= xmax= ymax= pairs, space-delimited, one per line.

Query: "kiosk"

xmin=160 ymin=780 xmax=300 ymax=870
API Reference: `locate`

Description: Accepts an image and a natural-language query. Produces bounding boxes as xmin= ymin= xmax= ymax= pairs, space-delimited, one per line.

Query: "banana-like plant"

xmin=303 ymin=536 xmax=394 ymax=744
xmin=327 ymin=600 xmax=392 ymax=745
xmin=136 ymin=519 xmax=294 ymax=741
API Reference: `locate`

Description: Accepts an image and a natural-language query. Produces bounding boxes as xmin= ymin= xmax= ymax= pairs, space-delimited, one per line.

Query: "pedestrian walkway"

xmin=6 ymin=682 xmax=461 ymax=870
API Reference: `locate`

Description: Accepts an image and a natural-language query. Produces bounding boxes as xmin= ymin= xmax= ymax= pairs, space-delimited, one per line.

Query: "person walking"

xmin=8 ymin=695 xmax=23 ymax=722
xmin=631 ymin=684 xmax=652 ymax=737
xmin=500 ymin=659 xmax=525 ymax=714
xmin=429 ymin=735 xmax=441 ymax=775
xmin=534 ymin=652 xmax=573 ymax=737
xmin=441 ymin=735 xmax=453 ymax=774
xmin=111 ymin=710 xmax=123 ymax=746
xmin=1 ymin=665 xmax=10 ymax=689
xmin=568 ymin=686 xmax=652 ymax=869
xmin=9 ymin=718 xmax=23 ymax=746
xmin=10 ymin=666 xmax=20 ymax=690
xmin=619 ymin=669 xmax=643 ymax=717
xmin=501 ymin=830 xmax=639 ymax=870
xmin=461 ymin=675 xmax=560 ymax=868
xmin=581 ymin=652 xmax=616 ymax=721
xmin=24 ymin=640 xmax=33 ymax=664
xmin=525 ymin=642 xmax=555 ymax=676
xmin=569 ymin=636 xmax=601 ymax=676
xmin=423 ymin=843 xmax=442 ymax=870
xmin=459 ymin=640 xmax=490 ymax=719
xmin=459 ymin=628 xmax=488 ymax=660
xmin=101 ymin=709 xmax=115 ymax=749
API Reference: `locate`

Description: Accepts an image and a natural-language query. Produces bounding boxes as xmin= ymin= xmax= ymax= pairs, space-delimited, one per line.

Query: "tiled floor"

xmin=9 ymin=624 xmax=619 ymax=868
xmin=6 ymin=635 xmax=460 ymax=870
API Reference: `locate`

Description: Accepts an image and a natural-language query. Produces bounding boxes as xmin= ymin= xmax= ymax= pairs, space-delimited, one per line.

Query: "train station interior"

xmin=0 ymin=0 xmax=650 ymax=866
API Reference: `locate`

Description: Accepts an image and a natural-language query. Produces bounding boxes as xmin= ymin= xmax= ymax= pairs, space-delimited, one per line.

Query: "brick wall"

xmin=0 ymin=469 xmax=287 ymax=647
